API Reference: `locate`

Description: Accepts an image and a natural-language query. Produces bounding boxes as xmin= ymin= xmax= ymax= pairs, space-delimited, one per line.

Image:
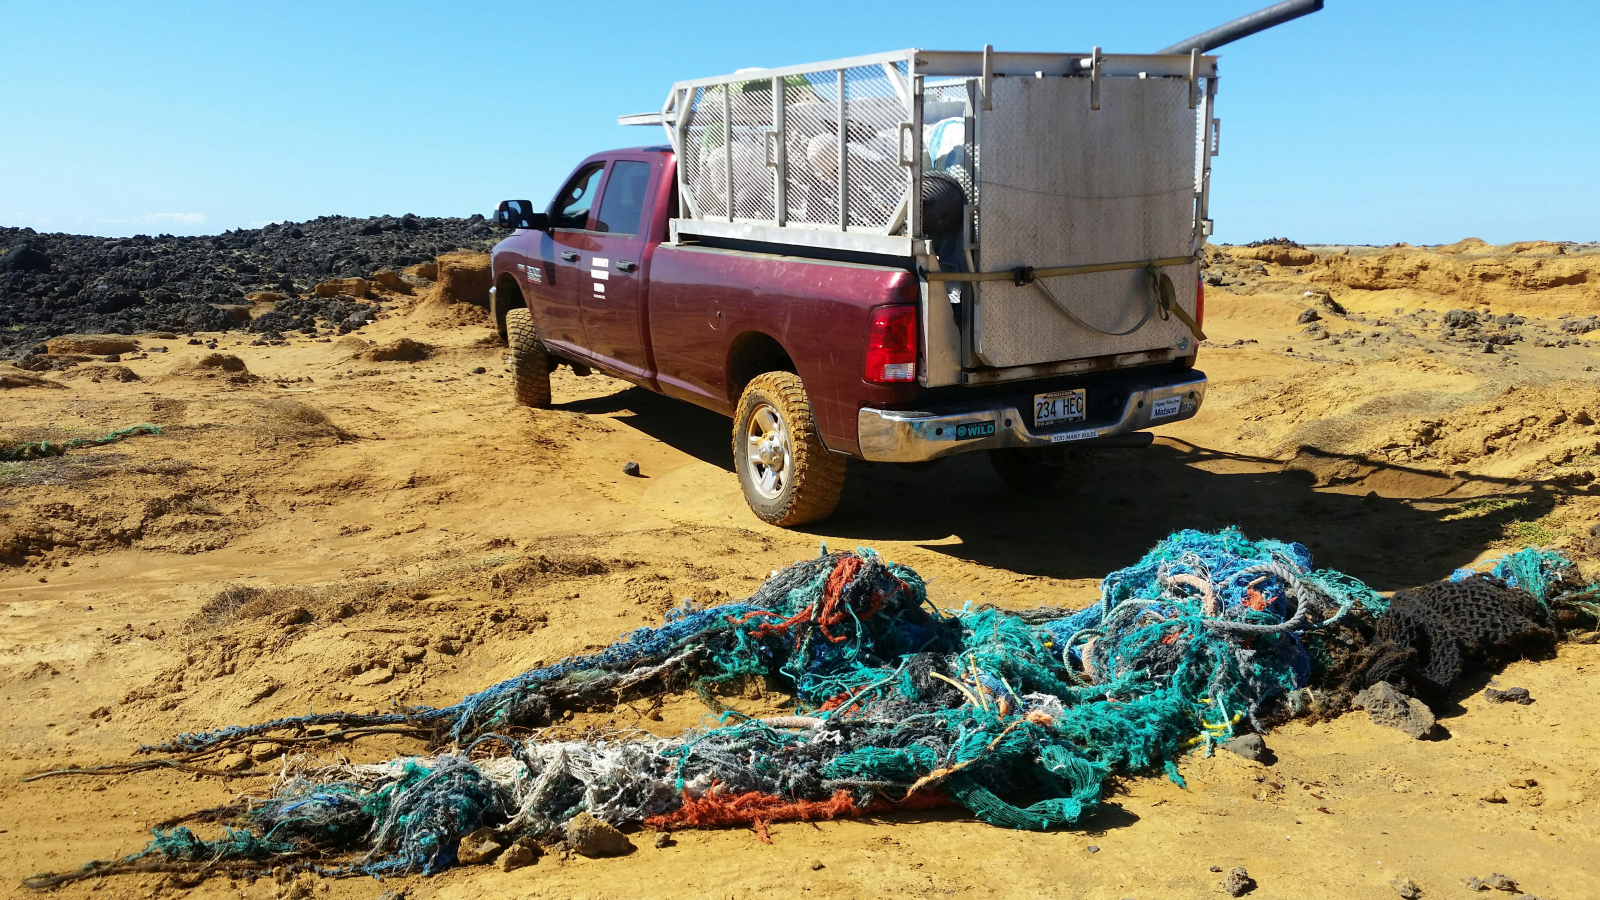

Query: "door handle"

xmin=559 ymin=251 xmax=579 ymax=262
xmin=617 ymin=260 xmax=637 ymax=272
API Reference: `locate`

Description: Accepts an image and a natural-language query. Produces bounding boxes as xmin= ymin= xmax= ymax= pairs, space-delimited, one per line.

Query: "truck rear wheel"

xmin=733 ymin=372 xmax=846 ymax=526
xmin=988 ymin=447 xmax=1093 ymax=495
xmin=506 ymin=307 xmax=552 ymax=408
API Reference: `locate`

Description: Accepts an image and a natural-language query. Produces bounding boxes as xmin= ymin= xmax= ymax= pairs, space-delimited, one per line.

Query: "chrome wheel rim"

xmin=745 ymin=402 xmax=792 ymax=500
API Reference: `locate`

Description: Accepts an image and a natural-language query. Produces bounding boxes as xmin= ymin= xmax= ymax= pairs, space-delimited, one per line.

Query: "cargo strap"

xmin=923 ymin=254 xmax=1197 ymax=283
xmin=925 ymin=255 xmax=1205 ymax=342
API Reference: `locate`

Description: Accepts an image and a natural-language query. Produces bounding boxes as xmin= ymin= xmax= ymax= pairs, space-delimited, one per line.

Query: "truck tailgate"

xmin=972 ymin=74 xmax=1200 ymax=369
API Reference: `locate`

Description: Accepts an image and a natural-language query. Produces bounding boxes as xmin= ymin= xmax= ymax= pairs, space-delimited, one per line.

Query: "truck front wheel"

xmin=505 ymin=308 xmax=552 ymax=408
xmin=988 ymin=447 xmax=1093 ymax=495
xmin=733 ymin=372 xmax=846 ymax=526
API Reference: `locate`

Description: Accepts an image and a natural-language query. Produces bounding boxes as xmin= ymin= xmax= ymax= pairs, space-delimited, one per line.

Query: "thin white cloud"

xmin=136 ymin=212 xmax=207 ymax=224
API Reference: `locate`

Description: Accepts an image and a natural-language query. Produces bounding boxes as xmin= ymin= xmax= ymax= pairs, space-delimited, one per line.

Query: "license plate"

xmin=1034 ymin=389 xmax=1086 ymax=427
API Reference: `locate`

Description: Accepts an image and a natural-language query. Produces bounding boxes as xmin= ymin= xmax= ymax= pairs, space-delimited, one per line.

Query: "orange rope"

xmin=644 ymin=783 xmax=952 ymax=843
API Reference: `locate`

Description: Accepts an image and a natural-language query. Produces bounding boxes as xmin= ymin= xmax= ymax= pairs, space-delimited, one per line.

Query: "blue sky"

xmin=2 ymin=1 xmax=1596 ymax=244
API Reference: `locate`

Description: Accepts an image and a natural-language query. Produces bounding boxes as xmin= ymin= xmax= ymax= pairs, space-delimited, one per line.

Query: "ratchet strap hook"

xmin=1147 ymin=263 xmax=1207 ymax=342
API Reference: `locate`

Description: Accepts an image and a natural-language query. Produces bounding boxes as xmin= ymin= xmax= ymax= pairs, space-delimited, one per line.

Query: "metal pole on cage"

xmin=722 ymin=86 xmax=734 ymax=222
xmin=837 ymin=68 xmax=848 ymax=231
xmin=909 ymin=73 xmax=922 ymax=241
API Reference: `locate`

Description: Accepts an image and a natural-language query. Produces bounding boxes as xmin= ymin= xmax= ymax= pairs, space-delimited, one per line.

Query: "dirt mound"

xmin=1228 ymin=244 xmax=1317 ymax=267
xmin=361 ymin=338 xmax=433 ymax=362
xmin=1309 ymin=243 xmax=1600 ymax=315
xmin=165 ymin=353 xmax=257 ymax=383
xmin=435 ymin=251 xmax=491 ymax=305
xmin=0 ymin=367 xmax=62 ymax=389
xmin=44 ymin=335 xmax=140 ymax=355
xmin=313 ymin=277 xmax=372 ymax=299
xmin=57 ymin=364 xmax=140 ymax=383
xmin=1438 ymin=237 xmax=1491 ymax=254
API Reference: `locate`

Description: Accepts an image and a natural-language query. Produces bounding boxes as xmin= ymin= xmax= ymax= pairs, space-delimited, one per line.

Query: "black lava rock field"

xmin=0 ymin=214 xmax=496 ymax=358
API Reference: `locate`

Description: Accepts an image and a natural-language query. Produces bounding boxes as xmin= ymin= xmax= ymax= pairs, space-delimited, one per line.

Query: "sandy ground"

xmin=2 ymin=243 xmax=1598 ymax=899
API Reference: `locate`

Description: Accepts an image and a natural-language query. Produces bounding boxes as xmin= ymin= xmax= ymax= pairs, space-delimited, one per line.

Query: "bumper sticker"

xmin=954 ymin=421 xmax=995 ymax=440
xmin=1050 ymin=428 xmax=1099 ymax=443
xmin=1152 ymin=396 xmax=1181 ymax=419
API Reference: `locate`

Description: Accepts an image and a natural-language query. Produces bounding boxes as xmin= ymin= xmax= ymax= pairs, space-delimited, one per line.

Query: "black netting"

xmin=1355 ymin=575 xmax=1557 ymax=696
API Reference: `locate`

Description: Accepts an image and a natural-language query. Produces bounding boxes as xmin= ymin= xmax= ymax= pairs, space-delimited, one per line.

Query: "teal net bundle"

xmin=25 ymin=528 xmax=1595 ymax=889
xmin=0 ymin=423 xmax=162 ymax=461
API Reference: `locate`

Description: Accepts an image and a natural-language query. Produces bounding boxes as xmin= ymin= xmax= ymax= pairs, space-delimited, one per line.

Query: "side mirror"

xmin=493 ymin=200 xmax=549 ymax=231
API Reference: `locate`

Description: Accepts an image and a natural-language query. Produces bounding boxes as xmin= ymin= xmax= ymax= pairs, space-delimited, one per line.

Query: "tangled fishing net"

xmin=0 ymin=423 xmax=162 ymax=461
xmin=25 ymin=529 xmax=1598 ymax=889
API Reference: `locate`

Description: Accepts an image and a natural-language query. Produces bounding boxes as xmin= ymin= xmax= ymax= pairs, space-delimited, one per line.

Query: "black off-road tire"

xmin=988 ymin=447 xmax=1094 ymax=496
xmin=506 ymin=307 xmax=552 ymax=408
xmin=733 ymin=371 xmax=847 ymax=526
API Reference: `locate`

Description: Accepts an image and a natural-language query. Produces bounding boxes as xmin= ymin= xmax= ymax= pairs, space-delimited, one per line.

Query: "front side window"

xmin=551 ymin=164 xmax=604 ymax=230
xmin=594 ymin=161 xmax=653 ymax=235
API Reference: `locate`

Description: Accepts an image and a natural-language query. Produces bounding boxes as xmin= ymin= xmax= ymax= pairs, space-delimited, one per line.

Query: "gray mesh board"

xmin=973 ymin=75 xmax=1199 ymax=369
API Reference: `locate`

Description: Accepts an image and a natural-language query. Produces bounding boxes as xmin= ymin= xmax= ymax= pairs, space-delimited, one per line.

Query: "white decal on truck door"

xmin=592 ymin=258 xmax=610 ymax=268
xmin=590 ymin=269 xmax=609 ymax=280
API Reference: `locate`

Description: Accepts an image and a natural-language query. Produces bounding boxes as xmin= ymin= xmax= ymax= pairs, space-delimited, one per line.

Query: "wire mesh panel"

xmin=728 ymin=79 xmax=777 ymax=221
xmin=842 ymin=63 xmax=911 ymax=230
xmin=682 ymin=86 xmax=727 ymax=220
xmin=973 ymin=75 xmax=1200 ymax=368
xmin=783 ymin=72 xmax=843 ymax=227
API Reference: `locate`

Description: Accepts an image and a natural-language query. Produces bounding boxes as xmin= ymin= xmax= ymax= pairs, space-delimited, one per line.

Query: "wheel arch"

xmin=491 ymin=273 xmax=526 ymax=344
xmin=725 ymin=330 xmax=796 ymax=406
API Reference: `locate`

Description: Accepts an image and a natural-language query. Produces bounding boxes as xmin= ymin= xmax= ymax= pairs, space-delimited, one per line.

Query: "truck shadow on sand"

xmin=827 ymin=440 xmax=1589 ymax=592
xmin=558 ymin=387 xmax=1588 ymax=592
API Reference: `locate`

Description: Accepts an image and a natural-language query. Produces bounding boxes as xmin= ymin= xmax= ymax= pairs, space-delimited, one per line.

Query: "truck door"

xmin=579 ymin=158 xmax=656 ymax=384
xmin=541 ymin=162 xmax=605 ymax=356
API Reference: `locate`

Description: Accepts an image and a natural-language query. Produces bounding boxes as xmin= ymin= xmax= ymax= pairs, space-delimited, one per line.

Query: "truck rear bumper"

xmin=856 ymin=369 xmax=1207 ymax=463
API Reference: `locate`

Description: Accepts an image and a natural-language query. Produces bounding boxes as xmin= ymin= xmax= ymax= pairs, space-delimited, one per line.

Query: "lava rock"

xmin=1391 ymin=876 xmax=1423 ymax=899
xmin=1221 ymin=866 xmax=1256 ymax=896
xmin=1484 ymin=686 xmax=1533 ymax=705
xmin=0 ymin=215 xmax=494 ymax=359
xmin=1353 ymin=681 xmax=1437 ymax=739
xmin=565 ymin=811 xmax=633 ymax=857
xmin=471 ymin=366 xmax=486 ymax=374
xmin=499 ymin=841 xmax=537 ymax=871
xmin=1223 ymin=733 xmax=1268 ymax=762
xmin=1297 ymin=308 xmax=1320 ymax=324
xmin=623 ymin=461 xmax=642 ymax=477
xmin=0 ymin=244 xmax=51 ymax=273
xmin=1444 ymin=309 xmax=1480 ymax=328
xmin=653 ymin=832 xmax=674 ymax=849
xmin=1484 ymin=873 xmax=1519 ymax=892
xmin=455 ymin=826 xmax=502 ymax=864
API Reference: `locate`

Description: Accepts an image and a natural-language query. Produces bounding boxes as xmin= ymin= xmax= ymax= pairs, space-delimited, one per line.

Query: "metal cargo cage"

xmin=622 ymin=47 xmax=1221 ymax=385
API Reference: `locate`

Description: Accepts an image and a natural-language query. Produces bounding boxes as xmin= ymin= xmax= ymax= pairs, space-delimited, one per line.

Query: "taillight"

xmin=864 ymin=304 xmax=917 ymax=383
xmin=1196 ymin=276 xmax=1206 ymax=332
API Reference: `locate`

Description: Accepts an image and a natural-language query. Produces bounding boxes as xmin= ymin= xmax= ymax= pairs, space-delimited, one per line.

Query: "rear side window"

xmin=551 ymin=164 xmax=604 ymax=230
xmin=594 ymin=161 xmax=652 ymax=235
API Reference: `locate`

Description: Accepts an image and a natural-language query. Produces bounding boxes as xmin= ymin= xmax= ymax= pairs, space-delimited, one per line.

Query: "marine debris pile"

xmin=25 ymin=528 xmax=1595 ymax=887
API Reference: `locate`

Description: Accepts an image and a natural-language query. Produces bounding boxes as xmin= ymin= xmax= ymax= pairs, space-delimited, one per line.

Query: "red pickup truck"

xmin=489 ymin=143 xmax=1206 ymax=526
